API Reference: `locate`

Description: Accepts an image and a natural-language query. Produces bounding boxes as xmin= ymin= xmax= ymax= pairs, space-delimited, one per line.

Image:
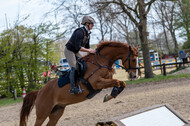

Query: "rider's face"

xmin=88 ymin=23 xmax=94 ymax=30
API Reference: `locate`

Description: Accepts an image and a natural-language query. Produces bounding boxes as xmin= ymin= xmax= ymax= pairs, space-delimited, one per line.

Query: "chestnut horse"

xmin=20 ymin=41 xmax=139 ymax=126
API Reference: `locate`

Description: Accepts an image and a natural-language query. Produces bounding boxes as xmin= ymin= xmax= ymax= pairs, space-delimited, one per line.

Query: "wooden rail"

xmin=139 ymin=61 xmax=190 ymax=76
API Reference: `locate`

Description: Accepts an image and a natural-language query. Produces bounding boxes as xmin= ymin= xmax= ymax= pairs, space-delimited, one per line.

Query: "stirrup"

xmin=70 ymin=86 xmax=84 ymax=94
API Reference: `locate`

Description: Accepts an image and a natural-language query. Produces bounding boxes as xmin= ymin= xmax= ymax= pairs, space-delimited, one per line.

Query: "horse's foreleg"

xmin=96 ymin=78 xmax=124 ymax=89
xmin=96 ymin=78 xmax=119 ymax=89
xmin=95 ymin=78 xmax=126 ymax=102
xmin=101 ymin=81 xmax=126 ymax=103
xmin=47 ymin=105 xmax=65 ymax=126
xmin=119 ymin=81 xmax=126 ymax=88
xmin=103 ymin=86 xmax=125 ymax=102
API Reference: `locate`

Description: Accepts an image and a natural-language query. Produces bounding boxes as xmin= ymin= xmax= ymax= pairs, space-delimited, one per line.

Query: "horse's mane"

xmin=97 ymin=41 xmax=130 ymax=52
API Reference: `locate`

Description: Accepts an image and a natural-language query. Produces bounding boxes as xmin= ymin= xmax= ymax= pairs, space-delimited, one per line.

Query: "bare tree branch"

xmin=145 ymin=0 xmax=156 ymax=15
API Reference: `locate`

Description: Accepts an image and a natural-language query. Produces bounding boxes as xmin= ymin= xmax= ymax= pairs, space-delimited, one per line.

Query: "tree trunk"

xmin=170 ymin=30 xmax=178 ymax=52
xmin=34 ymin=36 xmax=38 ymax=84
xmin=163 ymin=25 xmax=171 ymax=54
xmin=138 ymin=0 xmax=154 ymax=78
xmin=138 ymin=25 xmax=154 ymax=78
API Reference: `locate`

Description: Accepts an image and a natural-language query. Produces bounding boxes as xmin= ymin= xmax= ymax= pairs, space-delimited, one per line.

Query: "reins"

xmin=85 ymin=51 xmax=113 ymax=80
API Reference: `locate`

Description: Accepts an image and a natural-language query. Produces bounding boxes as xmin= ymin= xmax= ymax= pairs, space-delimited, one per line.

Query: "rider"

xmin=64 ymin=16 xmax=96 ymax=94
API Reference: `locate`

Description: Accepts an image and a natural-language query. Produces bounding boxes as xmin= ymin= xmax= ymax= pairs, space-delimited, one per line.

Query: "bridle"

xmin=86 ymin=49 xmax=138 ymax=80
xmin=122 ymin=51 xmax=132 ymax=72
xmin=95 ymin=50 xmax=133 ymax=72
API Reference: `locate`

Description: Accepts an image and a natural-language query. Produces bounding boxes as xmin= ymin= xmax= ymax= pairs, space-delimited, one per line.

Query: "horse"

xmin=19 ymin=41 xmax=139 ymax=126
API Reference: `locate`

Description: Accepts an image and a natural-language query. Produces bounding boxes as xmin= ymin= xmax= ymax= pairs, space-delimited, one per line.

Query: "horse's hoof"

xmin=103 ymin=94 xmax=113 ymax=102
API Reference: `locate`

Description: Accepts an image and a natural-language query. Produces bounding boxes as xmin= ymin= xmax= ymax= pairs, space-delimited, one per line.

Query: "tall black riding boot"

xmin=70 ymin=67 xmax=83 ymax=94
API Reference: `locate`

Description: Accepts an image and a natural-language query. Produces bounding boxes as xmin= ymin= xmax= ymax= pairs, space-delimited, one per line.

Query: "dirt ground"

xmin=0 ymin=69 xmax=190 ymax=126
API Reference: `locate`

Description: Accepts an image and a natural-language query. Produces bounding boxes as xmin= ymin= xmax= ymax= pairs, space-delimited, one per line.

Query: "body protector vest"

xmin=66 ymin=27 xmax=90 ymax=53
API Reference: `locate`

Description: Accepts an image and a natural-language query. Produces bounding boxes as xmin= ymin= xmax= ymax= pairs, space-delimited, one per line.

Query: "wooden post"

xmin=182 ymin=58 xmax=185 ymax=67
xmin=174 ymin=55 xmax=177 ymax=68
xmin=159 ymin=57 xmax=162 ymax=73
xmin=13 ymin=89 xmax=17 ymax=100
xmin=163 ymin=63 xmax=166 ymax=76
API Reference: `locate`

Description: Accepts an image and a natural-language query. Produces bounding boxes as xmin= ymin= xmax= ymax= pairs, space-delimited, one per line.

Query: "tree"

xmin=0 ymin=29 xmax=14 ymax=97
xmin=0 ymin=23 xmax=63 ymax=97
xmin=114 ymin=14 xmax=132 ymax=44
xmin=91 ymin=0 xmax=155 ymax=78
xmin=95 ymin=8 xmax=109 ymax=41
xmin=175 ymin=0 xmax=190 ymax=49
xmin=52 ymin=0 xmax=90 ymax=33
xmin=153 ymin=1 xmax=178 ymax=53
xmin=112 ymin=14 xmax=140 ymax=46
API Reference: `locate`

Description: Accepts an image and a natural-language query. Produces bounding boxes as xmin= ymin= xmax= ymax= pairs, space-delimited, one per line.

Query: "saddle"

xmin=58 ymin=58 xmax=101 ymax=99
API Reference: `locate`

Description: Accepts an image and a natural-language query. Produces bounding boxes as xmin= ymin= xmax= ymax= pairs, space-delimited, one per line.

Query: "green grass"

xmin=0 ymin=97 xmax=23 ymax=107
xmin=126 ymin=73 xmax=190 ymax=84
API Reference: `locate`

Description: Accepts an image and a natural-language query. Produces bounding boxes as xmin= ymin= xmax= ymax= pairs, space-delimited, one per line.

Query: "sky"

xmin=0 ymin=0 xmax=54 ymax=31
xmin=0 ymin=0 xmax=185 ymax=45
xmin=0 ymin=0 xmax=100 ymax=44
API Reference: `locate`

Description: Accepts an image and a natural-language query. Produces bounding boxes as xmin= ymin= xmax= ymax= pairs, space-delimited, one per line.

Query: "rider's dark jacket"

xmin=66 ymin=27 xmax=90 ymax=53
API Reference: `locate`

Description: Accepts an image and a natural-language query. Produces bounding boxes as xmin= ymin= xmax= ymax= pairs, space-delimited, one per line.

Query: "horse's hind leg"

xmin=34 ymin=102 xmax=54 ymax=126
xmin=34 ymin=117 xmax=47 ymax=126
xmin=34 ymin=108 xmax=51 ymax=126
xmin=46 ymin=105 xmax=66 ymax=126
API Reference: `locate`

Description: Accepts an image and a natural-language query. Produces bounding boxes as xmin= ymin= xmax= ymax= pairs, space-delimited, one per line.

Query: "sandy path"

xmin=0 ymin=77 xmax=190 ymax=126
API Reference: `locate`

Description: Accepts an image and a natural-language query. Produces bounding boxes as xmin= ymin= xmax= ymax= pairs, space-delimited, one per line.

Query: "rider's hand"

xmin=89 ymin=49 xmax=96 ymax=54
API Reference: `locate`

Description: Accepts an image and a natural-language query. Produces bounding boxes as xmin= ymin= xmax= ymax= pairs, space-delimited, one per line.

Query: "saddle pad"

xmin=58 ymin=59 xmax=87 ymax=88
xmin=58 ymin=71 xmax=70 ymax=88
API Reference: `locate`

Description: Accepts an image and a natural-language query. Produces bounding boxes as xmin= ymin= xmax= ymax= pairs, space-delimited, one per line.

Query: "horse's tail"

xmin=19 ymin=90 xmax=38 ymax=126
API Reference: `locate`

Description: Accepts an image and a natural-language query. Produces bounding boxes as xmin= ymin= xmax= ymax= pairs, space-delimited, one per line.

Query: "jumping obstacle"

xmin=96 ymin=104 xmax=190 ymax=126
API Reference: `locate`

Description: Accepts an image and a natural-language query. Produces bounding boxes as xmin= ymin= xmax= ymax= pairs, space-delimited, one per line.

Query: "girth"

xmin=79 ymin=78 xmax=101 ymax=99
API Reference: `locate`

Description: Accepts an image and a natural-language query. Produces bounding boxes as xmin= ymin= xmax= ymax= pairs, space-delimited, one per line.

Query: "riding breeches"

xmin=64 ymin=48 xmax=89 ymax=68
